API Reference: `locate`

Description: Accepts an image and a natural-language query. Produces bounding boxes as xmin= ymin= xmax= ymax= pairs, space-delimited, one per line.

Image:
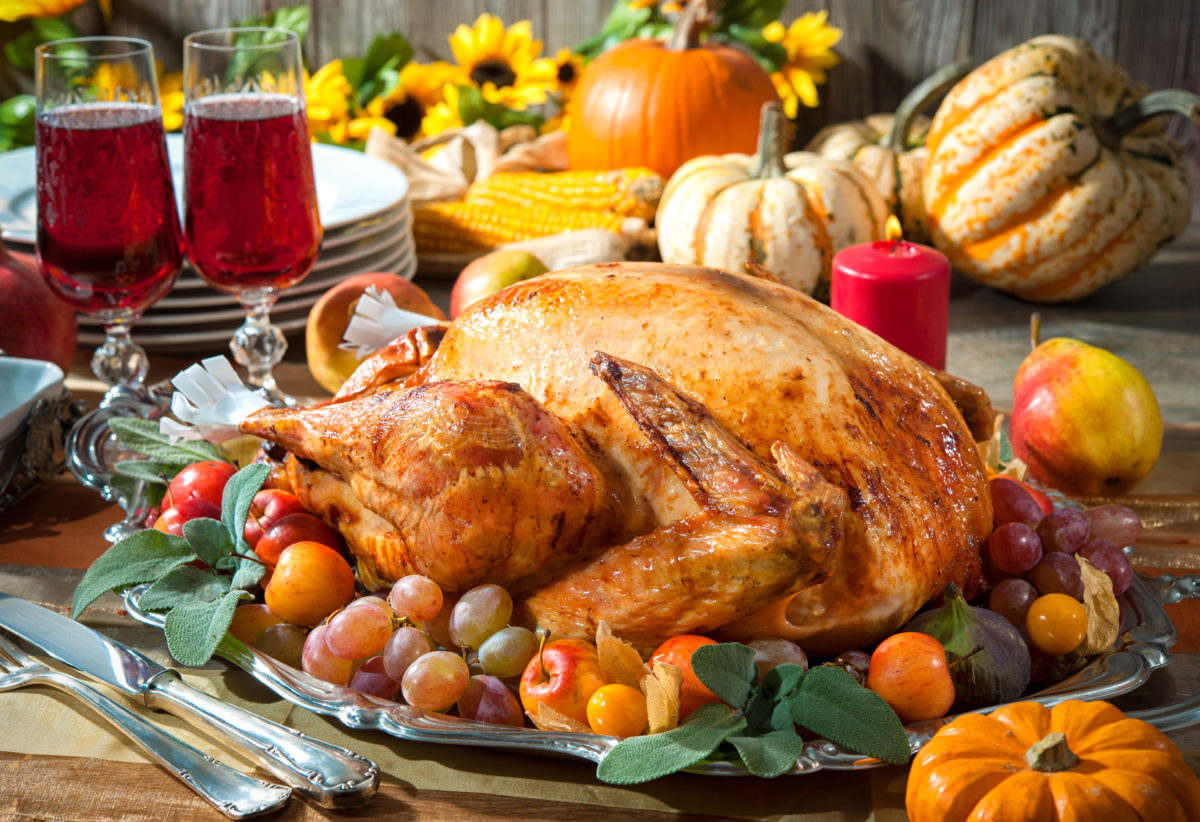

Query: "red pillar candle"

xmin=830 ymin=221 xmax=950 ymax=370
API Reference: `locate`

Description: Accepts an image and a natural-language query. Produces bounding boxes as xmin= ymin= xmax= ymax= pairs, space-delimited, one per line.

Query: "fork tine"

xmin=0 ymin=629 xmax=39 ymax=670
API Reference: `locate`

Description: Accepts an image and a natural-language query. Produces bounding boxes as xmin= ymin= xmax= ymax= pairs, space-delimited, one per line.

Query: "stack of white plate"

xmin=0 ymin=134 xmax=412 ymax=354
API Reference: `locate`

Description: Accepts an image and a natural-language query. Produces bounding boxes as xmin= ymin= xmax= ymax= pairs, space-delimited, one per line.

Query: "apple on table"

xmin=449 ymin=249 xmax=548 ymax=319
xmin=0 ymin=244 xmax=78 ymax=373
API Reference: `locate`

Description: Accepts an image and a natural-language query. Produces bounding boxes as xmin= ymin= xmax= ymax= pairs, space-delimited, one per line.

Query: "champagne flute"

xmin=182 ymin=27 xmax=321 ymax=405
xmin=36 ymin=37 xmax=184 ymax=542
xmin=35 ymin=36 xmax=183 ymax=398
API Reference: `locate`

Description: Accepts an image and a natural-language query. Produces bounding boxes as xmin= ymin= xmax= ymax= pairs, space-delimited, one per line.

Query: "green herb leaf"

xmin=140 ymin=565 xmax=230 ymax=611
xmin=597 ymin=703 xmax=747 ymax=784
xmin=787 ymin=665 xmax=911 ymax=765
xmin=743 ymin=662 xmax=807 ymax=732
xmin=182 ymin=517 xmax=235 ymax=568
xmin=163 ymin=590 xmax=248 ymax=667
xmin=113 ymin=459 xmax=175 ymax=485
xmin=728 ymin=727 xmax=807 ymax=777
xmin=997 ymin=425 xmax=1015 ymax=467
xmin=71 ymin=530 xmax=196 ymax=618
xmin=691 ymin=643 xmax=758 ymax=710
xmin=351 ymin=33 xmax=413 ymax=104
xmin=109 ymin=418 xmax=224 ymax=469
xmin=230 ymin=553 xmax=266 ymax=592
xmin=221 ymin=463 xmax=270 ymax=552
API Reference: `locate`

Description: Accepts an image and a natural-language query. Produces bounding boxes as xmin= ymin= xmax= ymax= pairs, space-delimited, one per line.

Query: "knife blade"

xmin=0 ymin=593 xmax=379 ymax=808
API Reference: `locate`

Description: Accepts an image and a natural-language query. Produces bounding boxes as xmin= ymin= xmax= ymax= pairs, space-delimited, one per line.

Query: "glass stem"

xmin=233 ymin=288 xmax=290 ymax=405
xmin=93 ymin=311 xmax=149 ymax=404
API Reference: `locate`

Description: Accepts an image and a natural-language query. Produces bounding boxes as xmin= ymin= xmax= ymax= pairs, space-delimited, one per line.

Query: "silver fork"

xmin=0 ymin=630 xmax=292 ymax=819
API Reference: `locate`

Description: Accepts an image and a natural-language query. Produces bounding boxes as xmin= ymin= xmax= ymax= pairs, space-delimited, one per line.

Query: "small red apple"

xmin=254 ymin=512 xmax=344 ymax=568
xmin=0 ymin=245 xmax=78 ymax=373
xmin=650 ymin=634 xmax=721 ymax=720
xmin=449 ymin=250 xmax=548 ymax=319
xmin=153 ymin=497 xmax=222 ymax=536
xmin=305 ymin=272 xmax=445 ymax=394
xmin=243 ymin=488 xmax=307 ymax=548
xmin=518 ymin=638 xmax=606 ymax=726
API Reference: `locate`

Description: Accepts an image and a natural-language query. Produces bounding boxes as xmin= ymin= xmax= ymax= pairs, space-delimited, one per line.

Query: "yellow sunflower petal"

xmin=762 ymin=20 xmax=786 ymax=43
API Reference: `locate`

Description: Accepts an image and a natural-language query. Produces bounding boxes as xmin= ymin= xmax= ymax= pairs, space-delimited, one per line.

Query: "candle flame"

xmin=884 ymin=215 xmax=903 ymax=243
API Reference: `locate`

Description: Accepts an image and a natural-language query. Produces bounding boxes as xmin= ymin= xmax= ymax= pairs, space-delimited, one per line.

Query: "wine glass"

xmin=35 ymin=36 xmax=182 ymax=399
xmin=35 ymin=37 xmax=184 ymax=542
xmin=182 ymin=28 xmax=321 ymax=405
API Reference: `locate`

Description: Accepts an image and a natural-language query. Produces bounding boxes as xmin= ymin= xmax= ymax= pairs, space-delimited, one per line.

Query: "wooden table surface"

xmin=1 ymin=221 xmax=1199 ymax=819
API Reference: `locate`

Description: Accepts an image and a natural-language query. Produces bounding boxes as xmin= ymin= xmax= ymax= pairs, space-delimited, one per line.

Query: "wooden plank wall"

xmin=2 ymin=0 xmax=1197 ymax=146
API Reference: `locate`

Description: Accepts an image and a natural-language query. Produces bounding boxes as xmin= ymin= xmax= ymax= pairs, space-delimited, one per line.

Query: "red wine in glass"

xmin=36 ymin=102 xmax=183 ymax=316
xmin=183 ymin=92 xmax=321 ymax=293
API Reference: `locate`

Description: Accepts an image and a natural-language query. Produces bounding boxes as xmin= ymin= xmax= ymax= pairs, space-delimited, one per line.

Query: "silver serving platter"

xmin=123 ymin=570 xmax=1200 ymax=776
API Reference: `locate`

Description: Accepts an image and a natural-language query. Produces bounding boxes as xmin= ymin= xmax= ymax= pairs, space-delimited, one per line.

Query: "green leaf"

xmin=182 ymin=517 xmax=234 ymax=568
xmin=0 ymin=95 xmax=35 ymax=152
xmin=455 ymin=84 xmax=544 ymax=131
xmin=574 ymin=0 xmax=656 ymax=60
xmin=352 ymin=33 xmax=413 ymax=103
xmin=997 ymin=425 xmax=1015 ymax=467
xmin=163 ymin=590 xmax=248 ymax=666
xmin=230 ymin=553 xmax=266 ymax=592
xmin=787 ymin=665 xmax=912 ymax=765
xmin=743 ymin=662 xmax=807 ymax=732
xmin=232 ymin=4 xmax=310 ymax=40
xmin=71 ymin=530 xmax=196 ymax=618
xmin=109 ymin=418 xmax=223 ymax=468
xmin=723 ymin=24 xmax=788 ymax=72
xmin=220 ymin=463 xmax=270 ymax=553
xmin=597 ymin=703 xmax=747 ymax=784
xmin=140 ymin=565 xmax=230 ymax=611
xmin=691 ymin=643 xmax=758 ymax=710
xmin=728 ymin=727 xmax=807 ymax=777
xmin=719 ymin=0 xmax=786 ymax=29
xmin=113 ymin=459 xmax=174 ymax=485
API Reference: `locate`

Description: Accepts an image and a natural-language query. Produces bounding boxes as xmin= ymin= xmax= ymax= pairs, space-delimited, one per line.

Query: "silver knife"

xmin=0 ymin=593 xmax=379 ymax=808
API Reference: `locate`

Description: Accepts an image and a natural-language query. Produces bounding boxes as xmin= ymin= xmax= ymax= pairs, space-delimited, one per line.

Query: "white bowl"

xmin=0 ymin=357 xmax=67 ymax=505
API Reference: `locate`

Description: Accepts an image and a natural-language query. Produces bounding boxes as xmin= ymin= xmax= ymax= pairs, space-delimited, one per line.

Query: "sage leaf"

xmin=728 ymin=727 xmax=807 ymax=778
xmin=230 ymin=553 xmax=266 ymax=591
xmin=182 ymin=517 xmax=234 ymax=568
xmin=787 ymin=665 xmax=911 ymax=766
xmin=163 ymin=590 xmax=248 ymax=667
xmin=220 ymin=463 xmax=270 ymax=551
xmin=112 ymin=459 xmax=174 ymax=485
xmin=71 ymin=530 xmax=196 ymax=618
xmin=108 ymin=417 xmax=222 ymax=467
xmin=691 ymin=643 xmax=757 ymax=710
xmin=140 ymin=565 xmax=230 ymax=611
xmin=743 ymin=663 xmax=807 ymax=733
xmin=597 ymin=703 xmax=747 ymax=785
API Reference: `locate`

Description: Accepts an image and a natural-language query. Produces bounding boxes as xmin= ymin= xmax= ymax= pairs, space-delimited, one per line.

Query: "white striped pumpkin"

xmin=656 ymin=102 xmax=888 ymax=298
xmin=923 ymin=35 xmax=1196 ymax=303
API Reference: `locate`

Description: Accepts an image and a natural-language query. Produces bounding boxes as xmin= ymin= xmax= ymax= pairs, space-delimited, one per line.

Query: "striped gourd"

xmin=657 ymin=102 xmax=888 ymax=299
xmin=923 ymin=35 xmax=1197 ymax=303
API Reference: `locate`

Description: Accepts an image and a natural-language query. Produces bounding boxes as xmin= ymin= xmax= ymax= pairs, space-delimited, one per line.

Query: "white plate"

xmin=0 ymin=134 xmax=409 ymax=243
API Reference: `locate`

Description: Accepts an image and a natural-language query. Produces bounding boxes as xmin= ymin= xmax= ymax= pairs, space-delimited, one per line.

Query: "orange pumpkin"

xmin=566 ymin=1 xmax=777 ymax=179
xmin=907 ymin=699 xmax=1200 ymax=821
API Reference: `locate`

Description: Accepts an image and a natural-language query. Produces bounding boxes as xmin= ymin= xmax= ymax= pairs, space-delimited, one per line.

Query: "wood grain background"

xmin=2 ymin=0 xmax=1197 ymax=146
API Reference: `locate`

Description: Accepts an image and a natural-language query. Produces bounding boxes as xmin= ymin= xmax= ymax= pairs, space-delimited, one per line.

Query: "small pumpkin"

xmin=907 ymin=699 xmax=1200 ymax=821
xmin=806 ymin=61 xmax=971 ymax=243
xmin=923 ymin=35 xmax=1198 ymax=303
xmin=566 ymin=0 xmax=778 ymax=179
xmin=656 ymin=102 xmax=888 ymax=298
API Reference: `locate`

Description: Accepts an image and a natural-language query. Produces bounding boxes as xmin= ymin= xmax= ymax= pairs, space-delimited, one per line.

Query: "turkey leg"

xmin=520 ymin=352 xmax=848 ymax=653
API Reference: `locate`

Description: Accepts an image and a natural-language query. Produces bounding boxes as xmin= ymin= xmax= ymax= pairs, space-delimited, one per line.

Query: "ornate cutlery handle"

xmin=144 ymin=670 xmax=379 ymax=808
xmin=40 ymin=670 xmax=291 ymax=819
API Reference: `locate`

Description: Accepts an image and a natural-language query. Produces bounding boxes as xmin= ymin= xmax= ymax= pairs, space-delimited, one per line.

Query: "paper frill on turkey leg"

xmin=159 ymin=356 xmax=274 ymax=443
xmin=339 ymin=286 xmax=441 ymax=359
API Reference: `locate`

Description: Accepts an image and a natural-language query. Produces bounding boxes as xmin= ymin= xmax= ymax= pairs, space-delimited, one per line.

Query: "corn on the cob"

xmin=465 ymin=168 xmax=665 ymax=222
xmin=414 ymin=200 xmax=646 ymax=255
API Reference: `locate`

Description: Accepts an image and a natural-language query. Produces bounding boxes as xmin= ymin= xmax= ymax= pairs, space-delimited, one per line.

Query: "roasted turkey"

xmin=243 ymin=263 xmax=992 ymax=656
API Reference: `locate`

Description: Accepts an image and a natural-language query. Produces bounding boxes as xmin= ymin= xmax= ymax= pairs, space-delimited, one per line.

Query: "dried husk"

xmin=527 ymin=702 xmax=591 ymax=734
xmin=1076 ymin=555 xmax=1121 ymax=655
xmin=642 ymin=662 xmax=683 ymax=734
xmin=596 ymin=621 xmax=647 ymax=688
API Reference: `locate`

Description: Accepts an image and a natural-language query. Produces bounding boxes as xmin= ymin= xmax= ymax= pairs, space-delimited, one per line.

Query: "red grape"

xmin=989 ymin=476 xmax=1044 ymax=528
xmin=1028 ymin=552 xmax=1084 ymax=600
xmin=325 ymin=598 xmax=395 ymax=660
xmin=1036 ymin=508 xmax=1090 ymax=554
xmin=989 ymin=578 xmax=1039 ymax=628
xmin=458 ymin=675 xmax=524 ymax=727
xmin=747 ymin=638 xmax=808 ymax=680
xmin=1084 ymin=505 xmax=1143 ymax=547
xmin=833 ymin=650 xmax=870 ymax=686
xmin=251 ymin=623 xmax=306 ymax=669
xmin=382 ymin=626 xmax=436 ymax=682
xmin=388 ymin=575 xmax=444 ymax=622
xmin=349 ymin=656 xmax=401 ymax=700
xmin=1078 ymin=539 xmax=1134 ymax=596
xmin=302 ymin=624 xmax=353 ymax=685
xmin=986 ymin=522 xmax=1043 ymax=575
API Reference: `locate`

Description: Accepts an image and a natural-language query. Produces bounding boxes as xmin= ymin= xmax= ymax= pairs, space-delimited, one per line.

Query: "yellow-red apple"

xmin=0 ymin=245 xmax=78 ymax=373
xmin=519 ymin=638 xmax=606 ymax=726
xmin=449 ymin=250 xmax=548 ymax=319
xmin=305 ymin=272 xmax=445 ymax=394
xmin=650 ymin=634 xmax=721 ymax=720
xmin=1010 ymin=337 xmax=1162 ymax=496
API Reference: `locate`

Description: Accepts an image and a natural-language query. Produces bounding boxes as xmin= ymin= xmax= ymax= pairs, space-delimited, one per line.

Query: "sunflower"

xmin=159 ymin=69 xmax=183 ymax=132
xmin=0 ymin=0 xmax=85 ymax=21
xmin=361 ymin=60 xmax=467 ymax=141
xmin=420 ymin=83 xmax=465 ymax=138
xmin=305 ymin=59 xmax=354 ymax=144
xmin=524 ymin=48 xmax=585 ymax=99
xmin=447 ymin=13 xmax=553 ymax=110
xmin=763 ymin=10 xmax=843 ymax=117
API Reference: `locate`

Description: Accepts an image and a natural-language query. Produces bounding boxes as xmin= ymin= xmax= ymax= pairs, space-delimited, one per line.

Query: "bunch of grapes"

xmin=984 ymin=476 xmax=1141 ymax=662
xmin=289 ymin=575 xmax=537 ymax=726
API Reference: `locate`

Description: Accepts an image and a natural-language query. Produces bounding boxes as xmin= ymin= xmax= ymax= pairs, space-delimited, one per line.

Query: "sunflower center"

xmin=385 ymin=97 xmax=424 ymax=141
xmin=556 ymin=62 xmax=577 ymax=84
xmin=470 ymin=59 xmax=517 ymax=89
